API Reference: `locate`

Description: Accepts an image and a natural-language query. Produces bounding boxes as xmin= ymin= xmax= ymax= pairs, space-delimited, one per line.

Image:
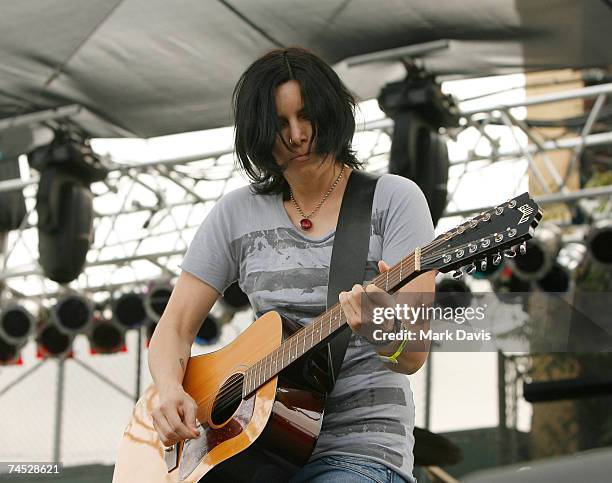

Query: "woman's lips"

xmin=291 ymin=153 xmax=310 ymax=160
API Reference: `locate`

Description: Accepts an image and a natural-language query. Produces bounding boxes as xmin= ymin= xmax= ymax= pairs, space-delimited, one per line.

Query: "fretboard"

xmin=242 ymin=248 xmax=421 ymax=397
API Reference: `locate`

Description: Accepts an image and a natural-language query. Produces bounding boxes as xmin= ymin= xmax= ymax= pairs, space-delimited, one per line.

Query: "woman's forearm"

xmin=148 ymin=323 xmax=193 ymax=393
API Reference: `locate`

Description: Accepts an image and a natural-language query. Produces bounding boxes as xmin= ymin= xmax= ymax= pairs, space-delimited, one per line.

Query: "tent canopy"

xmin=1 ymin=0 xmax=611 ymax=138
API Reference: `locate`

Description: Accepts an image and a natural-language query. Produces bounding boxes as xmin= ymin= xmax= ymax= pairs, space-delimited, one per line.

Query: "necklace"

xmin=289 ymin=164 xmax=345 ymax=231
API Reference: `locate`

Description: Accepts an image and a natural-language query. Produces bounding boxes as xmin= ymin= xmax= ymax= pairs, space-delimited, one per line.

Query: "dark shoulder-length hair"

xmin=232 ymin=47 xmax=362 ymax=194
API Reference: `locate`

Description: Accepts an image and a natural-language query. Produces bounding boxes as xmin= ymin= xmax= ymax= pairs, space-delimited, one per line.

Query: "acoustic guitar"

xmin=113 ymin=192 xmax=541 ymax=482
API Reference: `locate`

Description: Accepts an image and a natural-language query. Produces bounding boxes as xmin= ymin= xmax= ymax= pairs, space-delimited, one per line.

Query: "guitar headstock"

xmin=421 ymin=192 xmax=542 ymax=276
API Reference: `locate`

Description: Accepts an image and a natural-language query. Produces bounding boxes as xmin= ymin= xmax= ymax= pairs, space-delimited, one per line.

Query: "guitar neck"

xmin=242 ymin=249 xmax=421 ymax=396
xmin=242 ymin=191 xmax=543 ymax=397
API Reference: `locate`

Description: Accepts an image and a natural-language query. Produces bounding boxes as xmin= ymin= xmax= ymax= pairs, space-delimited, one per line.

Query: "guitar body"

xmin=113 ymin=311 xmax=325 ymax=482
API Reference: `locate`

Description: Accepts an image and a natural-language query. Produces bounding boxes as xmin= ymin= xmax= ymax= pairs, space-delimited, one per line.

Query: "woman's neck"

xmin=284 ymin=161 xmax=346 ymax=208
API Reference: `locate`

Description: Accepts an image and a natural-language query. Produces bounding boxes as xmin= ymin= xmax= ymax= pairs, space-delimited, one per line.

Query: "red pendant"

xmin=299 ymin=218 xmax=312 ymax=230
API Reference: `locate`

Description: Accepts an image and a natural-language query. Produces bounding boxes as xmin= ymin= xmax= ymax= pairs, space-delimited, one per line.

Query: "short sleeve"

xmin=180 ymin=196 xmax=239 ymax=294
xmin=380 ymin=176 xmax=435 ymax=266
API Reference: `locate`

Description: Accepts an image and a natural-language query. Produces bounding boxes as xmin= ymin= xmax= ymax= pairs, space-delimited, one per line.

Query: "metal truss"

xmin=0 ymin=78 xmax=611 ymax=304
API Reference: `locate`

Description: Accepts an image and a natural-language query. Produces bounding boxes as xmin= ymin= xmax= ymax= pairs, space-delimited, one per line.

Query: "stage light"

xmin=112 ymin=292 xmax=148 ymax=330
xmin=29 ymin=129 xmax=108 ymax=284
xmin=509 ymin=226 xmax=562 ymax=281
xmin=51 ymin=294 xmax=93 ymax=335
xmin=377 ymin=70 xmax=458 ymax=227
xmin=88 ymin=319 xmax=126 ymax=354
xmin=0 ymin=336 xmax=25 ymax=365
xmin=144 ymin=281 xmax=173 ymax=322
xmin=537 ymin=242 xmax=587 ymax=293
xmin=435 ymin=278 xmax=472 ymax=309
xmin=0 ymin=154 xmax=26 ymax=232
xmin=194 ymin=315 xmax=222 ymax=346
xmin=221 ymin=282 xmax=250 ymax=312
xmin=0 ymin=303 xmax=35 ymax=346
xmin=37 ymin=322 xmax=73 ymax=358
xmin=491 ymin=266 xmax=533 ymax=293
xmin=377 ymin=70 xmax=460 ymax=128
xmin=586 ymin=219 xmax=612 ymax=266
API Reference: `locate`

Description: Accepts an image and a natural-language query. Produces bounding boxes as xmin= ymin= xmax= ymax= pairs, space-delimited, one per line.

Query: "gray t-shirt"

xmin=181 ymin=173 xmax=435 ymax=482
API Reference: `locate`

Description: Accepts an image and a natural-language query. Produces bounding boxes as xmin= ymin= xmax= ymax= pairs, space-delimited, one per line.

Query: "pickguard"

xmin=179 ymin=394 xmax=255 ymax=480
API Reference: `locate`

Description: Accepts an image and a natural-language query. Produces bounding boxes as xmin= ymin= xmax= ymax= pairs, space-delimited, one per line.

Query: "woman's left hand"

xmin=339 ymin=260 xmax=401 ymax=353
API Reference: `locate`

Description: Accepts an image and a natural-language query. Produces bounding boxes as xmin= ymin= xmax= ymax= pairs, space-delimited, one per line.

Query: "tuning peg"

xmin=519 ymin=242 xmax=527 ymax=255
xmin=452 ymin=270 xmax=463 ymax=280
xmin=465 ymin=263 xmax=477 ymax=275
xmin=480 ymin=258 xmax=487 ymax=271
xmin=504 ymin=248 xmax=516 ymax=258
xmin=492 ymin=253 xmax=502 ymax=265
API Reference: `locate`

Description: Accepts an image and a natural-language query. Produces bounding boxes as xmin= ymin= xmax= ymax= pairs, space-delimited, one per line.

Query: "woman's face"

xmin=271 ymin=80 xmax=316 ymax=168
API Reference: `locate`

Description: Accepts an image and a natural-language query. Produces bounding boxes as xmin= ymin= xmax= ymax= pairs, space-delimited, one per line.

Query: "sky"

xmin=0 ymin=73 xmax=534 ymax=466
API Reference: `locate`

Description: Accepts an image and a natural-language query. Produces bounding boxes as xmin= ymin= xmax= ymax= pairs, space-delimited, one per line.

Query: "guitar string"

xmin=194 ymin=207 xmax=527 ymax=412
xmin=241 ymin=221 xmax=487 ymax=391
xmin=207 ymin=242 xmax=430 ymax=411
xmin=197 ymin=227 xmax=491 ymax=411
xmin=214 ymin=248 xmax=416 ymax=406
xmin=212 ymin=230 xmax=524 ymax=414
xmin=198 ymin=232 xmax=501 ymax=414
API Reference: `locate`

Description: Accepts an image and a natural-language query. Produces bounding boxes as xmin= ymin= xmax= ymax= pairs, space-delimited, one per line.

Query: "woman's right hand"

xmin=152 ymin=384 xmax=201 ymax=447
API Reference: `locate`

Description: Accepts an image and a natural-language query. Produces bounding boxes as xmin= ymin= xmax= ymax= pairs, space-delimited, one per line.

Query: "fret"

xmin=285 ymin=336 xmax=290 ymax=364
xmin=399 ymin=258 xmax=403 ymax=282
xmin=293 ymin=334 xmax=298 ymax=361
xmin=385 ymin=270 xmax=389 ymax=291
xmin=310 ymin=322 xmax=314 ymax=349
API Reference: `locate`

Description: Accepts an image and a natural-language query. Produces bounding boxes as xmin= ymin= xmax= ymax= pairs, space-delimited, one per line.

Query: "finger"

xmin=378 ymin=260 xmax=391 ymax=273
xmin=339 ymin=292 xmax=357 ymax=321
xmin=181 ymin=399 xmax=200 ymax=436
xmin=365 ymin=283 xmax=384 ymax=293
xmin=347 ymin=285 xmax=364 ymax=318
xmin=155 ymin=414 xmax=181 ymax=446
xmin=165 ymin=406 xmax=198 ymax=441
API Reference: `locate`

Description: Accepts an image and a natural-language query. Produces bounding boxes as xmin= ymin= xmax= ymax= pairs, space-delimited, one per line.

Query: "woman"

xmin=148 ymin=47 xmax=435 ymax=483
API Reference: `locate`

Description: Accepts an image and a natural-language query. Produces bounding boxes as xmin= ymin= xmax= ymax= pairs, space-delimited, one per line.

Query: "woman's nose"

xmin=289 ymin=121 xmax=308 ymax=146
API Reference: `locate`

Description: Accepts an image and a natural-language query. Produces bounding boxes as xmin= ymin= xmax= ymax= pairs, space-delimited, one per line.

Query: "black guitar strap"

xmin=324 ymin=169 xmax=380 ymax=389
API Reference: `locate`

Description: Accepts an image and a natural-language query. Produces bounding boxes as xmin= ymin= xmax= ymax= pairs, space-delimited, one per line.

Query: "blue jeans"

xmin=288 ymin=455 xmax=412 ymax=483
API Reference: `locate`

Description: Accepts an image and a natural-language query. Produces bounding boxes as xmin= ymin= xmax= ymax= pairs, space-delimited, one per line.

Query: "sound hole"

xmin=211 ymin=373 xmax=244 ymax=426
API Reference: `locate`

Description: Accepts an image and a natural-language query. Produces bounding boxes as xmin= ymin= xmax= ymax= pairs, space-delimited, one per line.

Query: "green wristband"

xmin=377 ymin=337 xmax=409 ymax=365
